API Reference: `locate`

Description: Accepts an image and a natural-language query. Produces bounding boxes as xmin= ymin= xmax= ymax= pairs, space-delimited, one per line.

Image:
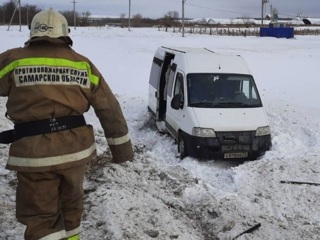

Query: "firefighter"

xmin=0 ymin=8 xmax=134 ymax=240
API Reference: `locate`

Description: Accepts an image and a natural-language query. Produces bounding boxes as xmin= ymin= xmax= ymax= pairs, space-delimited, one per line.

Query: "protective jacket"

xmin=0 ymin=37 xmax=134 ymax=172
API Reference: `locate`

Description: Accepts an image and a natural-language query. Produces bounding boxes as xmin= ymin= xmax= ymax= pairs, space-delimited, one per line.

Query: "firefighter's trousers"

xmin=16 ymin=164 xmax=86 ymax=240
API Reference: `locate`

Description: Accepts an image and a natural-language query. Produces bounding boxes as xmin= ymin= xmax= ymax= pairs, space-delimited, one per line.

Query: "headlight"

xmin=256 ymin=126 xmax=270 ymax=136
xmin=192 ymin=127 xmax=216 ymax=137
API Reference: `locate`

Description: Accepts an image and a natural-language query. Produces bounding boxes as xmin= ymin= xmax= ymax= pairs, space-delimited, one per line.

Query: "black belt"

xmin=0 ymin=130 xmax=16 ymax=144
xmin=0 ymin=115 xmax=86 ymax=144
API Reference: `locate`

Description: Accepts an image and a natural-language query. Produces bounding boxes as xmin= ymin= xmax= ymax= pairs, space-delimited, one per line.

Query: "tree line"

xmin=0 ymin=1 xmax=41 ymax=25
xmin=0 ymin=0 xmax=181 ymax=27
xmin=0 ymin=0 xmax=92 ymax=27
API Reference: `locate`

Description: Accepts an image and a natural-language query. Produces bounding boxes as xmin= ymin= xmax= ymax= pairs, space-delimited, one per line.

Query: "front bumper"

xmin=182 ymin=131 xmax=271 ymax=160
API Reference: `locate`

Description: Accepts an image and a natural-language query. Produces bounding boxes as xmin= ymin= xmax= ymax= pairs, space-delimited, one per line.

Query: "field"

xmin=0 ymin=25 xmax=319 ymax=239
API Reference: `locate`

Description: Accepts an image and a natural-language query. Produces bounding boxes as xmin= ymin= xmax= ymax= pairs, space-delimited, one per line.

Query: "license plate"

xmin=224 ymin=152 xmax=248 ymax=159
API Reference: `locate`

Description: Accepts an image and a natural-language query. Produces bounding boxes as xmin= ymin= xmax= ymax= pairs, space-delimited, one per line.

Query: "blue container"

xmin=260 ymin=27 xmax=294 ymax=38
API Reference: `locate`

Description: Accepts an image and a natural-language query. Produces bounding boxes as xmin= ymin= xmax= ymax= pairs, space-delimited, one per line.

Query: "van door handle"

xmin=155 ymin=91 xmax=158 ymax=97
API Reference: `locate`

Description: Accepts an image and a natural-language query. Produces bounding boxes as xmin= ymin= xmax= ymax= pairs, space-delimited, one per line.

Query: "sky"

xmin=13 ymin=0 xmax=320 ymax=19
xmin=0 ymin=25 xmax=320 ymax=239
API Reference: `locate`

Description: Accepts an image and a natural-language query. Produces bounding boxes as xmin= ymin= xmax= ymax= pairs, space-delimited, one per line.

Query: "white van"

xmin=148 ymin=46 xmax=271 ymax=160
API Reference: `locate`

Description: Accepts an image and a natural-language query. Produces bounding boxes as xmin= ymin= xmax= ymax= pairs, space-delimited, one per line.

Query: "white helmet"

xmin=30 ymin=8 xmax=69 ymax=40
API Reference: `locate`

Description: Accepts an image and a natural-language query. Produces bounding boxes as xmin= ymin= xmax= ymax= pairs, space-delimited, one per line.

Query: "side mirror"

xmin=171 ymin=94 xmax=183 ymax=110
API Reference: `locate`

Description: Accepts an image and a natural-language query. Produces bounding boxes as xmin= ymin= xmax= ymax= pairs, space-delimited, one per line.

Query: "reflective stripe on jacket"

xmin=0 ymin=37 xmax=133 ymax=172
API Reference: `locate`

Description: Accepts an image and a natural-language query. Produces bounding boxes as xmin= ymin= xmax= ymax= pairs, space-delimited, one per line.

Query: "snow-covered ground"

xmin=0 ymin=26 xmax=320 ymax=240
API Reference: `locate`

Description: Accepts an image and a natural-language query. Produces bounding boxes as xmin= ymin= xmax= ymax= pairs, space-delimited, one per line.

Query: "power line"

xmin=185 ymin=1 xmax=317 ymax=19
xmin=185 ymin=2 xmax=251 ymax=16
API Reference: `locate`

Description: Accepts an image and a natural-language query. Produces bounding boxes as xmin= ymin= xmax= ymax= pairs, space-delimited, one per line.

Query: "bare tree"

xmin=165 ymin=11 xmax=179 ymax=19
xmin=162 ymin=11 xmax=179 ymax=27
xmin=59 ymin=10 xmax=78 ymax=27
xmin=80 ymin=11 xmax=91 ymax=26
xmin=241 ymin=15 xmax=254 ymax=28
xmin=21 ymin=4 xmax=42 ymax=26
xmin=132 ymin=13 xmax=143 ymax=27
xmin=0 ymin=0 xmax=16 ymax=24
xmin=119 ymin=13 xmax=126 ymax=28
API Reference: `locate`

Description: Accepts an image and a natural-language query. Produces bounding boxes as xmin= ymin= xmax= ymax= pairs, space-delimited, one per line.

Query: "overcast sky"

xmin=22 ymin=0 xmax=319 ymax=19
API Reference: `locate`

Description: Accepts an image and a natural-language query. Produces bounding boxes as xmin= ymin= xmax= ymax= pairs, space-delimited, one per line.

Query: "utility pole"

xmin=128 ymin=0 xmax=131 ymax=31
xmin=261 ymin=0 xmax=269 ymax=27
xmin=26 ymin=4 xmax=29 ymax=26
xmin=261 ymin=0 xmax=263 ymax=26
xmin=7 ymin=0 xmax=21 ymax=31
xmin=182 ymin=0 xmax=186 ymax=37
xmin=72 ymin=0 xmax=77 ymax=30
xmin=18 ymin=0 xmax=21 ymax=31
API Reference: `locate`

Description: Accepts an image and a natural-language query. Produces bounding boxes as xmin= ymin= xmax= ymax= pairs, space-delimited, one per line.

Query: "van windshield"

xmin=187 ymin=74 xmax=263 ymax=108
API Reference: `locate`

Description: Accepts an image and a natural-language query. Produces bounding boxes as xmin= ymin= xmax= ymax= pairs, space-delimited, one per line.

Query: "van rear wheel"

xmin=178 ymin=134 xmax=188 ymax=159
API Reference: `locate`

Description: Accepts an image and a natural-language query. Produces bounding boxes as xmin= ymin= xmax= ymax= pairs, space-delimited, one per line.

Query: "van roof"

xmin=159 ymin=46 xmax=251 ymax=75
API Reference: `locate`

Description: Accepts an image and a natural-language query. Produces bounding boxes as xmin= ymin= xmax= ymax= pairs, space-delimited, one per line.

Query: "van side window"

xmin=149 ymin=57 xmax=162 ymax=88
xmin=166 ymin=66 xmax=175 ymax=98
xmin=173 ymin=73 xmax=184 ymax=99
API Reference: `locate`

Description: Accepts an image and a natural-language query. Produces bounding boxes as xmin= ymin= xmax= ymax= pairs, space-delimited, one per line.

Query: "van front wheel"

xmin=178 ymin=134 xmax=188 ymax=159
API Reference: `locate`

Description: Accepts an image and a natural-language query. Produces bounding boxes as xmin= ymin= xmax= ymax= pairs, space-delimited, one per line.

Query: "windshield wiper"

xmin=190 ymin=101 xmax=261 ymax=108
xmin=213 ymin=102 xmax=254 ymax=108
xmin=189 ymin=101 xmax=215 ymax=107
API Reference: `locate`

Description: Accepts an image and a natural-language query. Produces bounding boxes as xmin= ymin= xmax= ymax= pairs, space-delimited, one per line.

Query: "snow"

xmin=0 ymin=25 xmax=320 ymax=240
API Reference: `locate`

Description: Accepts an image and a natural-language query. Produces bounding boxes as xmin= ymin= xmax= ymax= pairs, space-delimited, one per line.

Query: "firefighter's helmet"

xmin=30 ymin=8 xmax=69 ymax=39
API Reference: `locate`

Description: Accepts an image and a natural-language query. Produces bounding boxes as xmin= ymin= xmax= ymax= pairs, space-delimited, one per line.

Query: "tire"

xmin=178 ymin=133 xmax=188 ymax=159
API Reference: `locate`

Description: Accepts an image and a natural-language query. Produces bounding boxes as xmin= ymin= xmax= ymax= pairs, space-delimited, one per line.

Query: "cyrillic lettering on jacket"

xmin=14 ymin=66 xmax=90 ymax=88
